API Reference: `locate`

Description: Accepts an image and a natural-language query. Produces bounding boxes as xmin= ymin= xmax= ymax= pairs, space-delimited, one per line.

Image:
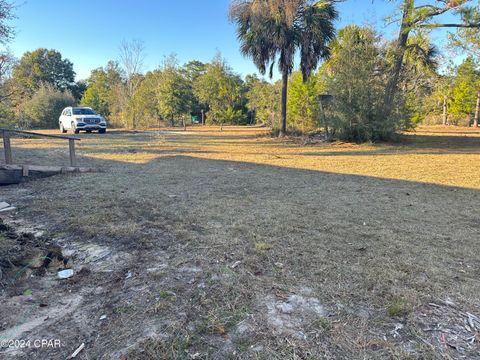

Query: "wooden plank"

xmin=3 ymin=130 xmax=13 ymax=164
xmin=1 ymin=165 xmax=93 ymax=172
xmin=22 ymin=165 xmax=29 ymax=177
xmin=0 ymin=128 xmax=80 ymax=141
xmin=69 ymin=139 xmax=77 ymax=167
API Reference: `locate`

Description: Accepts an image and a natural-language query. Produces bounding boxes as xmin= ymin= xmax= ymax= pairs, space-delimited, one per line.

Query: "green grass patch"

xmin=255 ymin=242 xmax=273 ymax=251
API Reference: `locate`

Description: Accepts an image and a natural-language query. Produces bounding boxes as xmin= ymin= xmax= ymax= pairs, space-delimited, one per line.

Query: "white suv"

xmin=59 ymin=107 xmax=107 ymax=134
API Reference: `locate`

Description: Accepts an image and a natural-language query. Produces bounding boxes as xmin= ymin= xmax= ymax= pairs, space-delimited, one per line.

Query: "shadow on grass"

xmin=0 ymin=151 xmax=479 ymax=359
xmin=398 ymin=133 xmax=480 ymax=150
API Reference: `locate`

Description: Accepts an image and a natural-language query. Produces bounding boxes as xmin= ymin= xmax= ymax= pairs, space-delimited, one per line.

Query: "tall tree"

xmin=181 ymin=60 xmax=207 ymax=119
xmin=118 ymin=39 xmax=145 ymax=128
xmin=323 ymin=25 xmax=393 ymax=141
xmin=182 ymin=60 xmax=207 ymax=83
xmin=0 ymin=50 xmax=14 ymax=101
xmin=133 ymin=70 xmax=160 ymax=128
xmin=0 ymin=0 xmax=15 ymax=125
xmin=384 ymin=0 xmax=480 ymax=118
xmin=193 ymin=54 xmax=244 ymax=125
xmin=0 ymin=0 xmax=13 ymax=85
xmin=449 ymin=57 xmax=480 ymax=124
xmin=245 ymin=75 xmax=281 ymax=127
xmin=156 ymin=56 xmax=192 ymax=125
xmin=12 ymin=49 xmax=76 ymax=97
xmin=287 ymin=70 xmax=321 ymax=132
xmin=400 ymin=32 xmax=439 ymax=124
xmin=81 ymin=61 xmax=124 ymax=119
xmin=230 ymin=0 xmax=337 ymax=136
xmin=0 ymin=0 xmax=14 ymax=45
xmin=449 ymin=6 xmax=480 ymax=126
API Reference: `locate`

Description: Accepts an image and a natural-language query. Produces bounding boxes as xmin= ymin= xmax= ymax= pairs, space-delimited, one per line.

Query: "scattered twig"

xmin=230 ymin=261 xmax=241 ymax=269
xmin=67 ymin=343 xmax=85 ymax=359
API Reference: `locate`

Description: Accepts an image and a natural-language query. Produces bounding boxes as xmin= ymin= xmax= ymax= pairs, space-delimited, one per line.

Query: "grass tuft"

xmin=387 ymin=297 xmax=407 ymax=317
xmin=255 ymin=242 xmax=273 ymax=251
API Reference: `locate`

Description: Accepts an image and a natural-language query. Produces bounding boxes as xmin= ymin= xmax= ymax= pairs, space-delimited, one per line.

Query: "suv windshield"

xmin=72 ymin=108 xmax=96 ymax=115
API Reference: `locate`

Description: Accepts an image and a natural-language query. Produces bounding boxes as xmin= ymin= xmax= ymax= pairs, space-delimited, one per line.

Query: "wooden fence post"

xmin=3 ymin=130 xmax=13 ymax=165
xmin=69 ymin=139 xmax=77 ymax=167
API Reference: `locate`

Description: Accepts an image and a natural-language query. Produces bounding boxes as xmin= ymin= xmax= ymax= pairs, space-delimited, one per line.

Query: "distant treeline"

xmin=0 ymin=32 xmax=478 ymax=142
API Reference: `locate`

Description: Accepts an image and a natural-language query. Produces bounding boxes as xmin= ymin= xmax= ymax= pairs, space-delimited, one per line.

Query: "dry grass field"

xmin=0 ymin=125 xmax=479 ymax=359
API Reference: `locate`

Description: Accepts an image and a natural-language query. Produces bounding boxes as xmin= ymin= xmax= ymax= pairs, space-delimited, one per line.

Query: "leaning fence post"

xmin=3 ymin=130 xmax=13 ymax=165
xmin=69 ymin=139 xmax=77 ymax=167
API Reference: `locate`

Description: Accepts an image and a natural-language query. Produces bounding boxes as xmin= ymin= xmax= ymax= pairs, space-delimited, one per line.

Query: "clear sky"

xmin=7 ymin=0 xmax=460 ymax=80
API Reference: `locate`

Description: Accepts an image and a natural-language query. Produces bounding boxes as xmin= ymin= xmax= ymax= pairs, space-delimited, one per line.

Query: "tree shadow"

xmin=0 ymin=151 xmax=479 ymax=359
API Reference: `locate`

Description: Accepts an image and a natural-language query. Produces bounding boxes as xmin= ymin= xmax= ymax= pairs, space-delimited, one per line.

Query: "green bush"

xmin=21 ymin=84 xmax=76 ymax=129
xmin=323 ymin=26 xmax=401 ymax=142
xmin=0 ymin=102 xmax=16 ymax=128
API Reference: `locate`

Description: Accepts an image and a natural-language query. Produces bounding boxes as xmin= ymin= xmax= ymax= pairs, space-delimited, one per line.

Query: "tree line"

xmin=0 ymin=0 xmax=479 ymax=142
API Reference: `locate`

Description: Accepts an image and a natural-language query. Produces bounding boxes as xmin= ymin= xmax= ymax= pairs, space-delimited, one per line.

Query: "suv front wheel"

xmin=71 ymin=122 xmax=79 ymax=134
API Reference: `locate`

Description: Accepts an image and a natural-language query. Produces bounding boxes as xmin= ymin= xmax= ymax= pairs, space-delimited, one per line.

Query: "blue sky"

xmin=8 ymin=0 xmax=461 ymax=80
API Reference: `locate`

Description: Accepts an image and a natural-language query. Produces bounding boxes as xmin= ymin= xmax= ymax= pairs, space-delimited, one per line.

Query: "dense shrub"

xmin=21 ymin=84 xmax=76 ymax=128
xmin=323 ymin=26 xmax=401 ymax=142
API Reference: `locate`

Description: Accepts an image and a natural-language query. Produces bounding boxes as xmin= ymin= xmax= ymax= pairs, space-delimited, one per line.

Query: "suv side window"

xmin=66 ymin=109 xmax=71 ymax=116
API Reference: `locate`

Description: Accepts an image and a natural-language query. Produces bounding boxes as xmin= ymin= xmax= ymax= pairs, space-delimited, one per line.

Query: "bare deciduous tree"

xmin=0 ymin=0 xmax=14 ymax=44
xmin=0 ymin=50 xmax=15 ymax=101
xmin=118 ymin=39 xmax=145 ymax=128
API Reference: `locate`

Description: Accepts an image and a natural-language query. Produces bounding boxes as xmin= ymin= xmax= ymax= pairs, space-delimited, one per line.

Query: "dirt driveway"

xmin=0 ymin=127 xmax=479 ymax=359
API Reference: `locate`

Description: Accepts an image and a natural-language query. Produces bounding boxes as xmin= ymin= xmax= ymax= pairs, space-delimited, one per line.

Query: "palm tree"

xmin=229 ymin=0 xmax=337 ymax=136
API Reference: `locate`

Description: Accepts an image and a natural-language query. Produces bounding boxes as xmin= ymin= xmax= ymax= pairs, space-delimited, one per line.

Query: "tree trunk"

xmin=443 ymin=96 xmax=447 ymax=125
xmin=280 ymin=70 xmax=288 ymax=137
xmin=474 ymin=89 xmax=480 ymax=128
xmin=133 ymin=114 xmax=137 ymax=129
xmin=383 ymin=0 xmax=414 ymax=118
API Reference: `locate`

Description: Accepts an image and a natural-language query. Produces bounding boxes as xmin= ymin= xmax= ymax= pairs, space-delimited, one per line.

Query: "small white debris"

xmin=363 ymin=222 xmax=367 ymax=226
xmin=57 ymin=269 xmax=74 ymax=279
xmin=391 ymin=323 xmax=404 ymax=338
xmin=125 ymin=271 xmax=133 ymax=279
xmin=68 ymin=343 xmax=85 ymax=359
xmin=274 ymin=262 xmax=284 ymax=268
xmin=99 ymin=315 xmax=107 ymax=320
xmin=277 ymin=303 xmax=295 ymax=314
xmin=230 ymin=261 xmax=241 ymax=269
xmin=0 ymin=201 xmax=11 ymax=209
xmin=0 ymin=200 xmax=15 ymax=212
xmin=250 ymin=345 xmax=264 ymax=352
xmin=444 ymin=298 xmax=457 ymax=307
